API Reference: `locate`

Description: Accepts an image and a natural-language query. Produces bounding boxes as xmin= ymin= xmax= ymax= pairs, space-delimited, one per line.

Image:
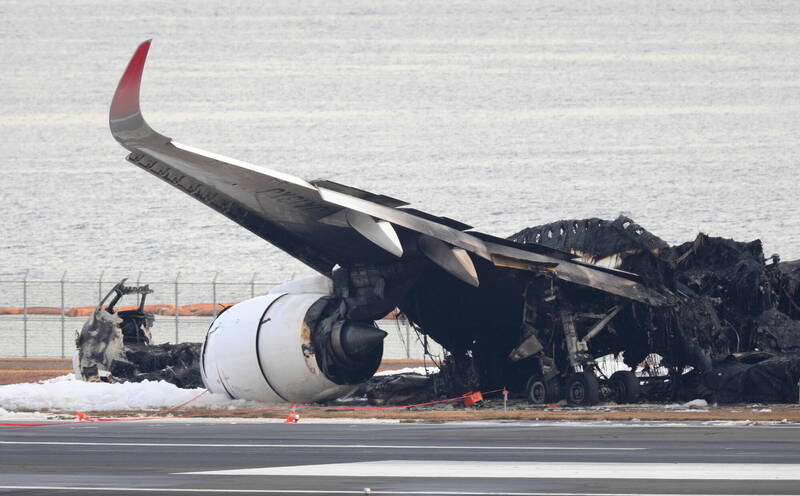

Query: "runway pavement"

xmin=1 ymin=419 xmax=800 ymax=495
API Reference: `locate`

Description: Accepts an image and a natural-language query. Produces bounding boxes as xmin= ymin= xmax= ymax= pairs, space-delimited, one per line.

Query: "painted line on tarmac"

xmin=0 ymin=488 xmax=793 ymax=496
xmin=183 ymin=460 xmax=800 ymax=480
xmin=0 ymin=440 xmax=642 ymax=451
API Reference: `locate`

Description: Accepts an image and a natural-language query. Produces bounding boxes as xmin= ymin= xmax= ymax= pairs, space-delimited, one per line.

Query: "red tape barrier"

xmin=0 ymin=388 xmax=507 ymax=428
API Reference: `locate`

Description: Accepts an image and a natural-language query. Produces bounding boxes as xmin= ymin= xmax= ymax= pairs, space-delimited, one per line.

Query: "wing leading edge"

xmin=109 ymin=41 xmax=671 ymax=306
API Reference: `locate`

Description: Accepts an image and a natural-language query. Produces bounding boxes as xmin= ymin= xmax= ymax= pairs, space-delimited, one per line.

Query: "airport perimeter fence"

xmin=0 ymin=273 xmax=442 ymax=361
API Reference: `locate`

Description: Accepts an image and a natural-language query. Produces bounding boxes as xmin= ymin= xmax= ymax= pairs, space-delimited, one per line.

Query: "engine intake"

xmin=200 ymin=275 xmax=386 ymax=403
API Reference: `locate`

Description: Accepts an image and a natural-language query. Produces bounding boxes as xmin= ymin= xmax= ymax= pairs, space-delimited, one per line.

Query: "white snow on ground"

xmin=664 ymin=399 xmax=710 ymax=411
xmin=375 ymin=366 xmax=438 ymax=376
xmin=0 ymin=374 xmax=268 ymax=412
xmin=0 ymin=369 xmax=437 ymax=414
xmin=683 ymin=399 xmax=709 ymax=409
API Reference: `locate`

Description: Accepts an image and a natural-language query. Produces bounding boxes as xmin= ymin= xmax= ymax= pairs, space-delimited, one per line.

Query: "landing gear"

xmin=525 ymin=369 xmax=639 ymax=406
xmin=610 ymin=370 xmax=640 ymax=403
xmin=526 ymin=375 xmax=560 ymax=405
xmin=566 ymin=370 xmax=600 ymax=406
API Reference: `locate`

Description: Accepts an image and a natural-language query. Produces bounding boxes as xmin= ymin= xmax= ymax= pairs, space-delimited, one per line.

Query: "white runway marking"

xmin=0 ymin=488 xmax=794 ymax=496
xmin=0 ymin=440 xmax=641 ymax=451
xmin=182 ymin=460 xmax=800 ymax=480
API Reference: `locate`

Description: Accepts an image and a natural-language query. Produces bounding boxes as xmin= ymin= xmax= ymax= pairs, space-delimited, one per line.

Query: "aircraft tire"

xmin=566 ymin=370 xmax=600 ymax=406
xmin=526 ymin=375 xmax=560 ymax=405
xmin=610 ymin=370 xmax=640 ymax=403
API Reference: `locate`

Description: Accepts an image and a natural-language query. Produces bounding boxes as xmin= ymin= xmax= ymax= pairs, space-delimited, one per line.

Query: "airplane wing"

xmin=110 ymin=41 xmax=671 ymax=306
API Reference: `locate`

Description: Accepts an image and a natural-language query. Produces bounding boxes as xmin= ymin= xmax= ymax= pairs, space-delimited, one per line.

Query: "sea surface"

xmin=2 ymin=0 xmax=799 ymax=288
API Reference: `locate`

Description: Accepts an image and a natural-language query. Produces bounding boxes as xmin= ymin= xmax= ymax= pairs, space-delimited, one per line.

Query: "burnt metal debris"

xmin=499 ymin=216 xmax=800 ymax=404
xmin=73 ymin=280 xmax=203 ymax=388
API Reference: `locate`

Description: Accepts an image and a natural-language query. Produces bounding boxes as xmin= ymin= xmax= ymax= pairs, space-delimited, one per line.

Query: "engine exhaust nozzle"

xmin=331 ymin=321 xmax=387 ymax=365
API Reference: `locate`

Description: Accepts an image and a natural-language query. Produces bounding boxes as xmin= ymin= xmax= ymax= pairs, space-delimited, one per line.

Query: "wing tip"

xmin=109 ymin=40 xmax=153 ymax=141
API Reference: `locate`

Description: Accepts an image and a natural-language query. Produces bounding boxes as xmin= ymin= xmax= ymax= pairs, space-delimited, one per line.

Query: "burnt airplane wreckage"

xmin=99 ymin=41 xmax=800 ymax=406
xmin=505 ymin=217 xmax=800 ymax=404
xmin=73 ymin=280 xmax=203 ymax=388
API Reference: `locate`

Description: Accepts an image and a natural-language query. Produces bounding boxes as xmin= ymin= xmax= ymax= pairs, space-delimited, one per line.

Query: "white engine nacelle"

xmin=200 ymin=275 xmax=386 ymax=403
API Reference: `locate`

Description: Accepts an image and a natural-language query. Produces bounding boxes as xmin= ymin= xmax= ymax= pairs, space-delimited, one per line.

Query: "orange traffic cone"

xmin=76 ymin=412 xmax=95 ymax=422
xmin=283 ymin=408 xmax=300 ymax=423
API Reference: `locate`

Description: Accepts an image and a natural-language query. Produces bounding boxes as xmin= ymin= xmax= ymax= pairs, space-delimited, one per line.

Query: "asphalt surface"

xmin=1 ymin=419 xmax=800 ymax=495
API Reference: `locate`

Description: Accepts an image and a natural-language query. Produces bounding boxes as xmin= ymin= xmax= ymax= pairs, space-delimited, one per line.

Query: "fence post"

xmin=174 ymin=272 xmax=180 ymax=343
xmin=212 ymin=272 xmax=218 ymax=318
xmin=250 ymin=272 xmax=256 ymax=299
xmin=98 ymin=270 xmax=105 ymax=302
xmin=60 ymin=271 xmax=67 ymax=359
xmin=23 ymin=270 xmax=29 ymax=358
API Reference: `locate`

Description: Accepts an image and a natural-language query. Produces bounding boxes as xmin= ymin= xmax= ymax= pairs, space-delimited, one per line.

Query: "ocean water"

xmin=1 ymin=0 xmax=799 ymax=287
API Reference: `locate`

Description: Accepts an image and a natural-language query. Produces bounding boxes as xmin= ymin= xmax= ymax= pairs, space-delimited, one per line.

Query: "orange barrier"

xmin=177 ymin=303 xmax=232 ymax=317
xmin=65 ymin=304 xmax=179 ymax=317
xmin=65 ymin=306 xmax=96 ymax=317
xmin=3 ymin=303 xmax=405 ymax=320
xmin=144 ymin=304 xmax=177 ymax=315
xmin=28 ymin=307 xmax=62 ymax=315
xmin=113 ymin=304 xmax=176 ymax=315
xmin=0 ymin=307 xmax=62 ymax=315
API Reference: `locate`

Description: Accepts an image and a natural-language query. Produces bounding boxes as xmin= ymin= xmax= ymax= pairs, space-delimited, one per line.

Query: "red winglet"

xmin=109 ymin=40 xmax=151 ymax=123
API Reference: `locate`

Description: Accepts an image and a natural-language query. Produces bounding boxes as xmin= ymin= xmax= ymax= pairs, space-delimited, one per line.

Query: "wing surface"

xmin=110 ymin=41 xmax=670 ymax=306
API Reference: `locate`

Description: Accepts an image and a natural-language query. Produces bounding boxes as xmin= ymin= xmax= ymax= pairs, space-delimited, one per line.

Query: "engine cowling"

xmin=200 ymin=275 xmax=386 ymax=403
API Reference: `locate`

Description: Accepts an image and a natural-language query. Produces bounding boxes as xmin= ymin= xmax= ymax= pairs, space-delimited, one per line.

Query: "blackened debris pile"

xmin=360 ymin=373 xmax=434 ymax=406
xmin=73 ymin=280 xmax=203 ymax=388
xmin=506 ymin=216 xmax=800 ymax=403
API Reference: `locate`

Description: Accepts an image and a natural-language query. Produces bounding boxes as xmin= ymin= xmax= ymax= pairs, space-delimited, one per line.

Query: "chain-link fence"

xmin=0 ymin=274 xmax=441 ymax=360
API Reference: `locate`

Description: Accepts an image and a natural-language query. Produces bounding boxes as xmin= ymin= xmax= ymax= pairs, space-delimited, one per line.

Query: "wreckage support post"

xmin=174 ymin=272 xmax=180 ymax=343
xmin=582 ymin=305 xmax=623 ymax=345
xmin=22 ymin=270 xmax=28 ymax=357
xmin=60 ymin=271 xmax=66 ymax=358
xmin=249 ymin=272 xmax=256 ymax=299
xmin=98 ymin=270 xmax=104 ymax=302
xmin=560 ymin=301 xmax=580 ymax=371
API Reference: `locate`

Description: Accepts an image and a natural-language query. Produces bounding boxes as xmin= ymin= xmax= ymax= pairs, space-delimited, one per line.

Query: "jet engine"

xmin=200 ymin=275 xmax=387 ymax=403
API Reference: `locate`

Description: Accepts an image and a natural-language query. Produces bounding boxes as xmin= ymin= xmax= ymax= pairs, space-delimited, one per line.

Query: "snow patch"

xmin=0 ymin=374 xmax=271 ymax=412
xmin=375 ymin=366 xmax=438 ymax=376
xmin=683 ymin=399 xmax=709 ymax=409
